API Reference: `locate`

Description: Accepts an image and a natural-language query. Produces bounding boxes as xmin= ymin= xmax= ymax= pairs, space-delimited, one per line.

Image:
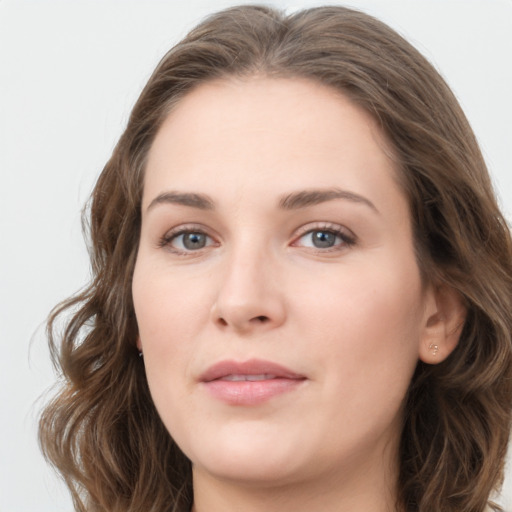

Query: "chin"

xmin=183 ymin=422 xmax=314 ymax=486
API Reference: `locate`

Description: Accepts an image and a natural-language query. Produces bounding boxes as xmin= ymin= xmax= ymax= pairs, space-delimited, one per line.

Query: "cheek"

xmin=306 ymin=274 xmax=423 ymax=458
xmin=296 ymin=257 xmax=424 ymax=396
xmin=132 ymin=264 xmax=203 ymax=433
xmin=133 ymin=260 xmax=210 ymax=347
xmin=132 ymin=264 xmax=203 ymax=405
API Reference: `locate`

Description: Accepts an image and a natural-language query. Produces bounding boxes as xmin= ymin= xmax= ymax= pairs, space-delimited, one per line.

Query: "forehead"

xmin=144 ymin=76 xmax=402 ymax=213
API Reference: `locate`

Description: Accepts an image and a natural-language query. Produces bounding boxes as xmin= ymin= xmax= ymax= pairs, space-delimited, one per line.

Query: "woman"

xmin=39 ymin=5 xmax=512 ymax=512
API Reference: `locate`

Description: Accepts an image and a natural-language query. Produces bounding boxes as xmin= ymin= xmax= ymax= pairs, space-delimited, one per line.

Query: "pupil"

xmin=183 ymin=232 xmax=206 ymax=250
xmin=313 ymin=231 xmax=335 ymax=248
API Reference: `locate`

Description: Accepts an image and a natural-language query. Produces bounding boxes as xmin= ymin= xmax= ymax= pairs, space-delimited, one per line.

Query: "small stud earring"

xmin=428 ymin=343 xmax=439 ymax=356
xmin=138 ymin=351 xmax=143 ymax=358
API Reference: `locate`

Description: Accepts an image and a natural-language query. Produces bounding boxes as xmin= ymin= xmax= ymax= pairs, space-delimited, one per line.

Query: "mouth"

xmin=199 ymin=359 xmax=307 ymax=406
xmin=218 ymin=374 xmax=280 ymax=381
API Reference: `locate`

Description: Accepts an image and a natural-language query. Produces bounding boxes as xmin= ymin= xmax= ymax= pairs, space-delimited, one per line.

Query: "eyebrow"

xmin=278 ymin=188 xmax=379 ymax=213
xmin=146 ymin=187 xmax=378 ymax=214
xmin=147 ymin=191 xmax=215 ymax=212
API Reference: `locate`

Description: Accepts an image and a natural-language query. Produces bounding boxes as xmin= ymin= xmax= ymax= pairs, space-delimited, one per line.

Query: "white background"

xmin=1 ymin=1 xmax=511 ymax=510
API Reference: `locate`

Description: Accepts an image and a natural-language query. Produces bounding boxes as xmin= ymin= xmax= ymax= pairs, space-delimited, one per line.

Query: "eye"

xmin=293 ymin=225 xmax=356 ymax=251
xmin=306 ymin=230 xmax=338 ymax=249
xmin=176 ymin=232 xmax=210 ymax=250
xmin=159 ymin=228 xmax=216 ymax=253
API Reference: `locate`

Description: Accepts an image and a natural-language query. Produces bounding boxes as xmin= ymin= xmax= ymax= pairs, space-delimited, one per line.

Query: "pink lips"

xmin=200 ymin=359 xmax=306 ymax=406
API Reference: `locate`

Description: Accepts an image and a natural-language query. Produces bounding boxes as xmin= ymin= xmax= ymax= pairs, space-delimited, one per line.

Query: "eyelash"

xmin=157 ymin=224 xmax=216 ymax=255
xmin=158 ymin=222 xmax=356 ymax=255
xmin=291 ymin=223 xmax=356 ymax=253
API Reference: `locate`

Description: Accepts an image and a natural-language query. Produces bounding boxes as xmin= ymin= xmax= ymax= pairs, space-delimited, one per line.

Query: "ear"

xmin=136 ymin=336 xmax=143 ymax=352
xmin=418 ymin=285 xmax=466 ymax=364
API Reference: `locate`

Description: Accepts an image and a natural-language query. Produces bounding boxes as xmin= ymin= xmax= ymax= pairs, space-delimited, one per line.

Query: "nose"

xmin=211 ymin=244 xmax=286 ymax=334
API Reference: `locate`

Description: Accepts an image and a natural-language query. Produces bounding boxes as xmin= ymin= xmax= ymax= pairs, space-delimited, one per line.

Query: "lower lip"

xmin=202 ymin=378 xmax=305 ymax=406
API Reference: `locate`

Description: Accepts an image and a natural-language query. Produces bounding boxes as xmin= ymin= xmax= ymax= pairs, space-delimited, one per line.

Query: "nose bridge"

xmin=212 ymin=231 xmax=285 ymax=332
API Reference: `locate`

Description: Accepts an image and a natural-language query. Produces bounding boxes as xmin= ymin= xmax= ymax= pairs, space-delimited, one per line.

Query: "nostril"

xmin=215 ymin=314 xmax=271 ymax=328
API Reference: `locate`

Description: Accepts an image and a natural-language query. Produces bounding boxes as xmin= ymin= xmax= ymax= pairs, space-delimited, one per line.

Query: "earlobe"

xmin=136 ymin=336 xmax=143 ymax=352
xmin=419 ymin=285 xmax=466 ymax=365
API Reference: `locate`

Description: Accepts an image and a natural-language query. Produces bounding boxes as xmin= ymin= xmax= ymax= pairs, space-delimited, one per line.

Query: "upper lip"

xmin=199 ymin=358 xmax=305 ymax=382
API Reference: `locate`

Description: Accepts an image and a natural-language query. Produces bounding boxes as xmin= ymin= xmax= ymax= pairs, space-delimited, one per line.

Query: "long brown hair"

xmin=39 ymin=5 xmax=512 ymax=511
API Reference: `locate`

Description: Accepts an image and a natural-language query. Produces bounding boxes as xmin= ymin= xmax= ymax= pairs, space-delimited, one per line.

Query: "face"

xmin=132 ymin=77 xmax=436 ymax=489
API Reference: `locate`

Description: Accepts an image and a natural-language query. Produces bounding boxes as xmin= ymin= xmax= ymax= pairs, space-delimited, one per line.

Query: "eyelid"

xmin=158 ymin=223 xmax=219 ymax=253
xmin=290 ymin=222 xmax=357 ymax=250
xmin=293 ymin=221 xmax=355 ymax=239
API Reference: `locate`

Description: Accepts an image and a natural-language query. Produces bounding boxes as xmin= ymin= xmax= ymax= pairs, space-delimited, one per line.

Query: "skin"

xmin=132 ymin=77 xmax=459 ymax=512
